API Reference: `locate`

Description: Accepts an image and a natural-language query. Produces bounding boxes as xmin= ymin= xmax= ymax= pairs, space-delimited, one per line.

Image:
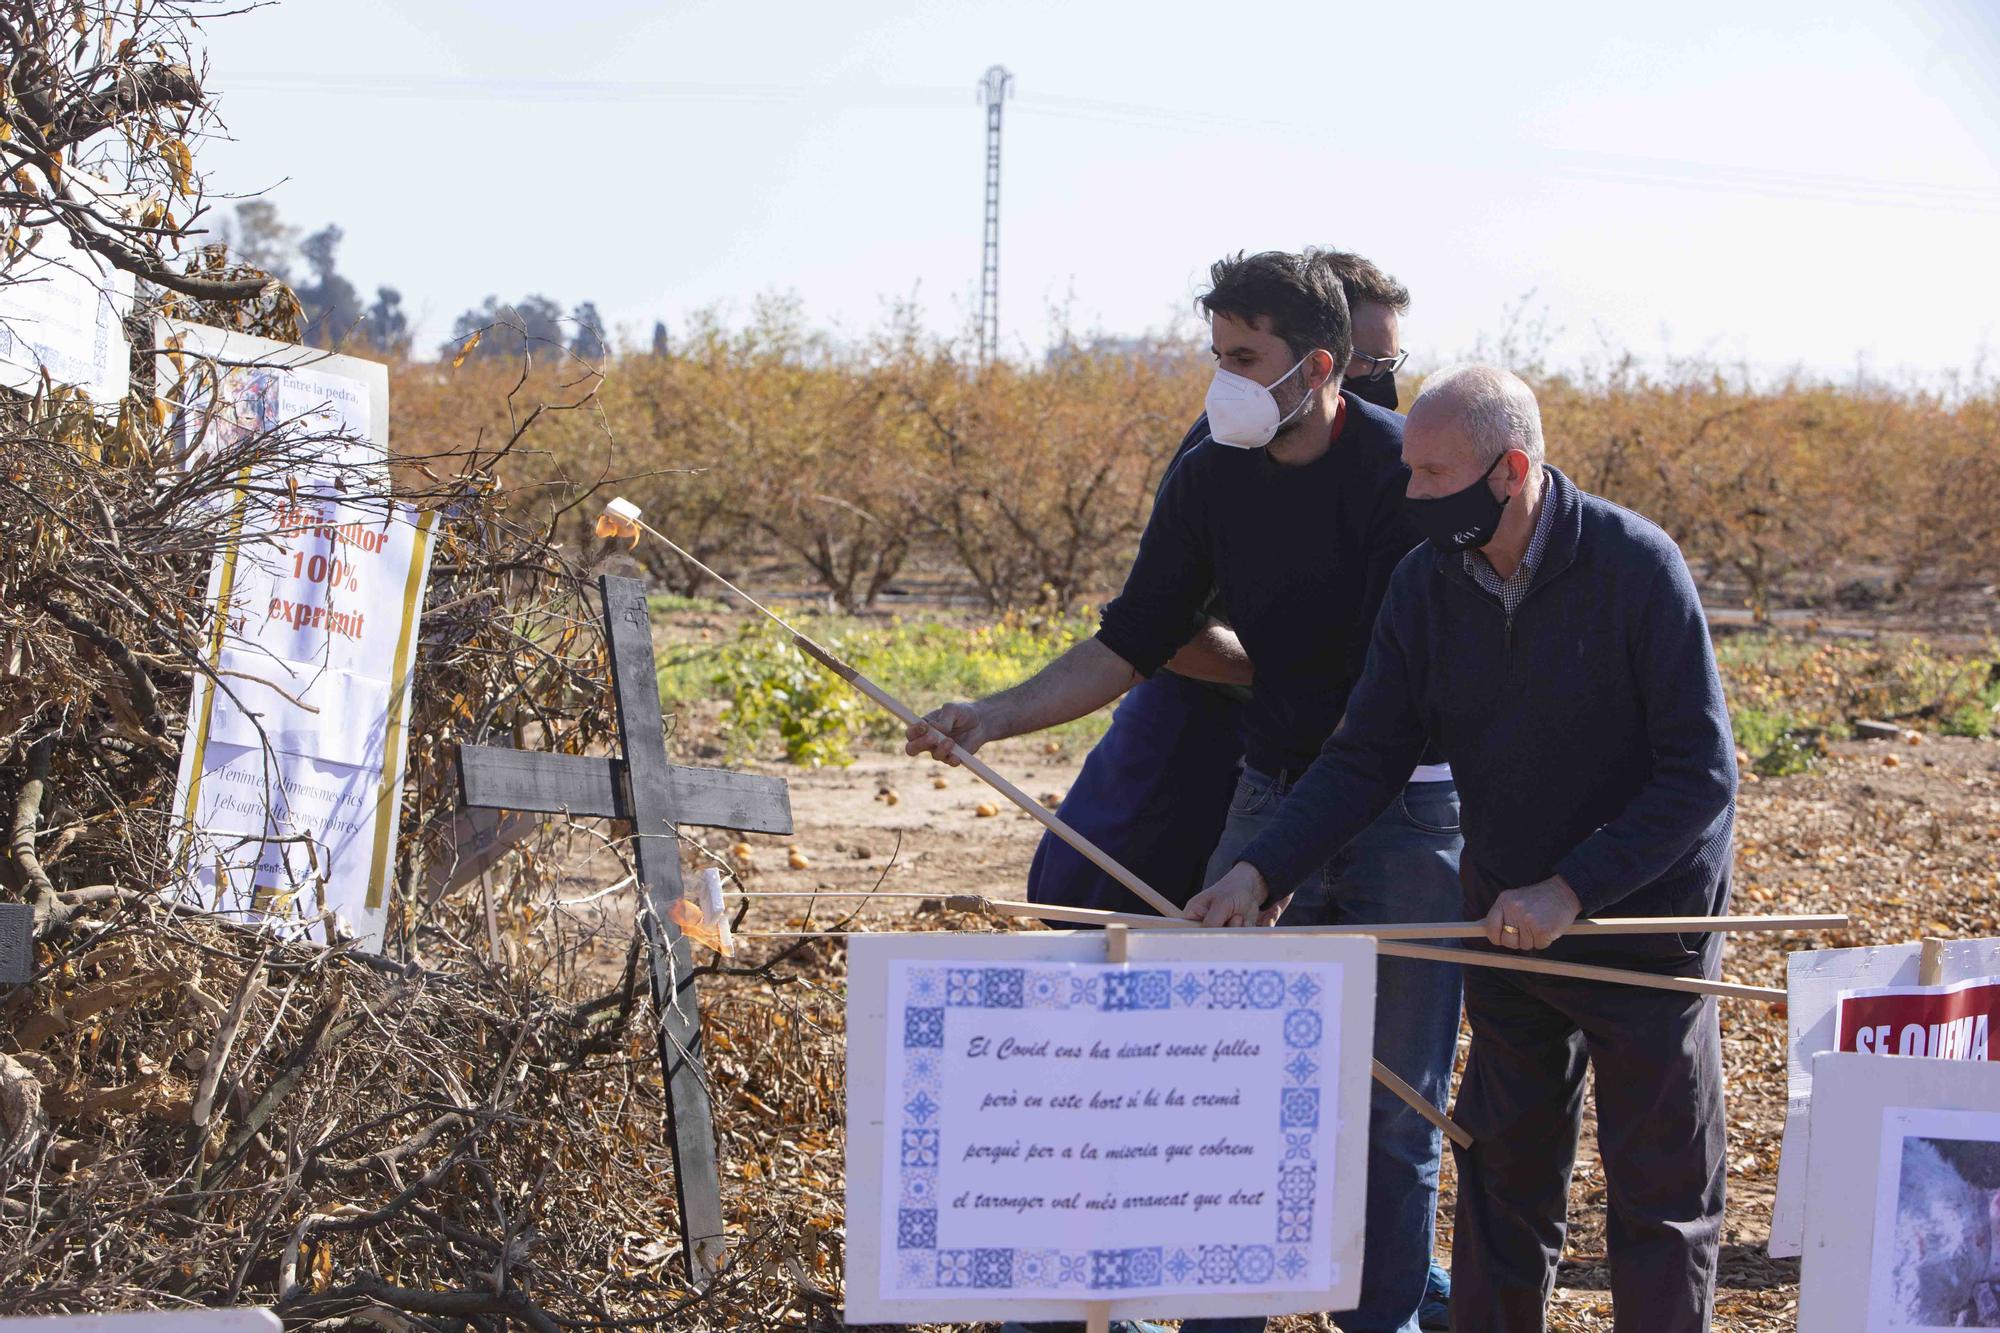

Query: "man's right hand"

xmin=904 ymin=701 xmax=999 ymax=767
xmin=1182 ymin=862 xmax=1272 ymax=928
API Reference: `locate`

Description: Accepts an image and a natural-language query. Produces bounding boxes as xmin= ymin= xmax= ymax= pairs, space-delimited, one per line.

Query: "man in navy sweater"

xmin=1022 ymin=253 xmax=1419 ymax=920
xmin=906 ymin=250 xmax=1462 ymax=1333
xmin=1189 ymin=364 xmax=1736 ymax=1331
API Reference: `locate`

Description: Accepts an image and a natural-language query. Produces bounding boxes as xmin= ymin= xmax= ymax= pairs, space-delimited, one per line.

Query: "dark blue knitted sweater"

xmin=1239 ymin=466 xmax=1737 ymax=970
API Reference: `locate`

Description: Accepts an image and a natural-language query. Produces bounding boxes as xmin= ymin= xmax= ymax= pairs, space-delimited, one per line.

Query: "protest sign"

xmin=162 ymin=325 xmax=427 ymax=950
xmin=0 ymin=1312 xmax=280 ymax=1331
xmin=1770 ymin=939 xmax=2000 ymax=1258
xmin=1798 ymin=1052 xmax=2000 ymax=1332
xmin=1837 ymin=975 xmax=2000 ymax=1061
xmin=844 ymin=931 xmax=1375 ymax=1326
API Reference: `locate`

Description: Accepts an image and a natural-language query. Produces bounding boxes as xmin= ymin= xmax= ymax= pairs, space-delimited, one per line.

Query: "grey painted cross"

xmin=0 ymin=902 xmax=32 ymax=985
xmin=456 ymin=573 xmax=792 ymax=1285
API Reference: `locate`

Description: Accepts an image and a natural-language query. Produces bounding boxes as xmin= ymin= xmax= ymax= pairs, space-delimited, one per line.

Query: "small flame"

xmin=596 ymin=496 xmax=643 ymax=548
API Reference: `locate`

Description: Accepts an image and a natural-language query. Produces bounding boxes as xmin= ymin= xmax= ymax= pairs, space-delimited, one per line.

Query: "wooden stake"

xmin=1086 ymin=925 xmax=1128 ymax=1333
xmin=606 ymin=500 xmax=1182 ymax=919
xmin=795 ymin=638 xmax=1183 ymax=919
xmin=1920 ymin=937 xmax=1946 ymax=986
xmin=1376 ymin=940 xmax=1785 ymax=1002
xmin=1373 ymin=1057 xmax=1473 ymax=1149
xmin=614 ymin=504 xmax=1473 ymax=1155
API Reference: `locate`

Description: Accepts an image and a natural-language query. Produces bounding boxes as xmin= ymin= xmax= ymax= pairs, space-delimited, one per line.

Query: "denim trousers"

xmin=1182 ymin=768 xmax=1465 ymax=1333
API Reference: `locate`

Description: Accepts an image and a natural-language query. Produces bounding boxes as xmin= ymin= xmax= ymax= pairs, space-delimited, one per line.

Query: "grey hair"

xmin=1411 ymin=363 xmax=1545 ymax=467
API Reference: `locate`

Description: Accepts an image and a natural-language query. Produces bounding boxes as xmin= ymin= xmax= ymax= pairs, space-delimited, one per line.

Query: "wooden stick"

xmin=1090 ymin=924 xmax=1128 ymax=1333
xmin=614 ymin=503 xmax=1476 ymax=1146
xmin=1920 ymin=937 xmax=1946 ymax=986
xmin=609 ymin=500 xmax=1182 ymax=919
xmin=728 ymin=890 xmax=947 ymax=899
xmin=796 ymin=638 xmax=1183 ymax=918
xmin=979 ymin=896 xmax=1849 ymax=939
xmin=1376 ymin=940 xmax=1785 ymax=1002
xmin=1373 ymin=1058 xmax=1473 ymax=1149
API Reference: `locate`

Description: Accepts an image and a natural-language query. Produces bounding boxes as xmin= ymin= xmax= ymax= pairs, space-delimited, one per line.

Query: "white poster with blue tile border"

xmin=881 ymin=955 xmax=1344 ymax=1303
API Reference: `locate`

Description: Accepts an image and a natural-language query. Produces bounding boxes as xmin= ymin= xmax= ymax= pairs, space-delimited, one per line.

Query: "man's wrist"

xmin=1242 ymin=862 xmax=1272 ymax=910
xmin=974 ymin=697 xmax=1009 ymax=743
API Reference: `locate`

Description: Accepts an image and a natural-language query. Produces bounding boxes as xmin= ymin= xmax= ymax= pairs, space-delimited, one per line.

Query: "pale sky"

xmin=191 ymin=0 xmax=2000 ymax=382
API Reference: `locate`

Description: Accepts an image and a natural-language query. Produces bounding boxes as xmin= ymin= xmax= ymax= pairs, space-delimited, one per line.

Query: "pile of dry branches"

xmin=0 ymin=5 xmax=857 ymax=1325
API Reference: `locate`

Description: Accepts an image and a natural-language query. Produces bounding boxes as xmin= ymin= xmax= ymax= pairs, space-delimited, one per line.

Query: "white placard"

xmin=0 ymin=1313 xmax=280 ymax=1331
xmin=161 ymin=325 xmax=428 ymax=950
xmin=1770 ymin=940 xmax=2000 ymax=1257
xmin=845 ymin=931 xmax=1376 ymax=1325
xmin=170 ymin=496 xmax=434 ymax=949
xmin=1799 ymin=1053 xmax=2000 ymax=1331
xmin=0 ymin=220 xmax=134 ymax=406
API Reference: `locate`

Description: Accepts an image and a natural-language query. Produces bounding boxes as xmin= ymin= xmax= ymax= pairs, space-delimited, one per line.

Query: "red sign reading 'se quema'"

xmin=1833 ymin=974 xmax=2000 ymax=1060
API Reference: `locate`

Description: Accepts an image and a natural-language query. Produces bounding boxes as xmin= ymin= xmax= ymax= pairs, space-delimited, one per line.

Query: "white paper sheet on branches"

xmin=0 ymin=217 xmax=134 ymax=406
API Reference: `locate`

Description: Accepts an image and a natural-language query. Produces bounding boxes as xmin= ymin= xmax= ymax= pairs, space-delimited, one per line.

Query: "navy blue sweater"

xmin=1096 ymin=394 xmax=1422 ymax=775
xmin=1239 ymin=466 xmax=1738 ymax=970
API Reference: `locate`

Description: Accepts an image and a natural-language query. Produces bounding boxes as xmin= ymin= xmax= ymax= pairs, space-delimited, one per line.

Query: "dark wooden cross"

xmin=456 ymin=573 xmax=793 ymax=1285
xmin=0 ymin=901 xmax=31 ymax=985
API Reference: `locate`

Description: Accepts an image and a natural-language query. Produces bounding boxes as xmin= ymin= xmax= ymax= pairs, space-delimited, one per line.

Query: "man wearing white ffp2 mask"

xmin=1203 ymin=351 xmax=1319 ymax=448
xmin=910 ymin=250 xmax=1462 ymax=1333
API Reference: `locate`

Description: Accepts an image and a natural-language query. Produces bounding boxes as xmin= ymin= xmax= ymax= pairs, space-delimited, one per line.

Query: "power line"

xmin=219 ymin=71 xmax=2000 ymax=217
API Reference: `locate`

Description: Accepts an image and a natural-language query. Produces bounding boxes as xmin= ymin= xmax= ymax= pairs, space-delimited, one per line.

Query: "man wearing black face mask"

xmin=1188 ymin=364 xmax=1735 ymax=1332
xmin=1341 ymin=271 xmax=1407 ymax=413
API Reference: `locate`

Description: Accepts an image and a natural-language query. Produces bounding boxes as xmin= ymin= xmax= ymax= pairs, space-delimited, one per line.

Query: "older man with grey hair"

xmin=1188 ymin=364 xmax=1737 ymax=1331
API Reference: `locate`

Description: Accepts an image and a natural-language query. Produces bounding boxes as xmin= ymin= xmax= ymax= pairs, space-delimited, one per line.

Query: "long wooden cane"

xmin=605 ymin=499 xmax=1469 ymax=1138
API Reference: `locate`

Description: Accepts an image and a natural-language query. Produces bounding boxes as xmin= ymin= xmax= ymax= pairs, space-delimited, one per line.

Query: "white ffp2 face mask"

xmin=1202 ymin=354 xmax=1316 ymax=449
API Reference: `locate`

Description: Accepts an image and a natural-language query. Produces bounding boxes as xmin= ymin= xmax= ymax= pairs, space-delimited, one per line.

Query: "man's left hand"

xmin=1482 ymin=876 xmax=1582 ymax=951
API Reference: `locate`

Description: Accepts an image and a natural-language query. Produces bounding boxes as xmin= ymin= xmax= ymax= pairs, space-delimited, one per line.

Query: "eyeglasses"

xmin=1348 ymin=348 xmax=1407 ymax=381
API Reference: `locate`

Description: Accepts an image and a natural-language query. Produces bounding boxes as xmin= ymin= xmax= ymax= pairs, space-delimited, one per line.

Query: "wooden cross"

xmin=0 ymin=901 xmax=32 ymax=985
xmin=455 ymin=573 xmax=793 ymax=1285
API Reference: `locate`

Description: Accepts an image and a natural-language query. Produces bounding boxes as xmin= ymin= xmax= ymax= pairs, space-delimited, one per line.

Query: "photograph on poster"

xmin=1868 ymin=1107 xmax=2000 ymax=1329
xmin=156 ymin=320 xmax=386 ymax=480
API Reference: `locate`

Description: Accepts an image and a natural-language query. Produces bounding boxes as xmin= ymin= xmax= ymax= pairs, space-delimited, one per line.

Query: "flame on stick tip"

xmin=595 ymin=495 xmax=644 ymax=547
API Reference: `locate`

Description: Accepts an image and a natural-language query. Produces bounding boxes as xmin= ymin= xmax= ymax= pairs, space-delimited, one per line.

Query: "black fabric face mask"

xmin=1347 ymin=372 xmax=1399 ymax=412
xmin=1405 ymin=458 xmax=1510 ymax=553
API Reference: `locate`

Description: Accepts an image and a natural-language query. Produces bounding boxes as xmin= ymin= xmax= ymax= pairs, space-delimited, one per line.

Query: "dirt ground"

xmin=688 ymin=727 xmax=2000 ymax=1332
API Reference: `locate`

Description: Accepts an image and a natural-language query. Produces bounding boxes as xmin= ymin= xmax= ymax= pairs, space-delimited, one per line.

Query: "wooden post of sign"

xmin=1919 ymin=937 xmax=1946 ymax=986
xmin=455 ymin=574 xmax=795 ymax=1286
xmin=1087 ymin=923 xmax=1131 ymax=1333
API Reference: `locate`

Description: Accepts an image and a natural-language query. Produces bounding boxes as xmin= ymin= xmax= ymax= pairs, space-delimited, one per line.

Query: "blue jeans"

xmin=1027 ymin=671 xmax=1245 ymax=916
xmin=1185 ymin=768 xmax=1465 ymax=1333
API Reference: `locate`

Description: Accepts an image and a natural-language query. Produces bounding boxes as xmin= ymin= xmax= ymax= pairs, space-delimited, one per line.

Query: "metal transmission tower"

xmin=976 ymin=65 xmax=1013 ymax=364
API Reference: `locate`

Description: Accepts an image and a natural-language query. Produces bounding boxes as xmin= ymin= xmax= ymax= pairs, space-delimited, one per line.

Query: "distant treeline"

xmin=387 ymin=301 xmax=1998 ymax=624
